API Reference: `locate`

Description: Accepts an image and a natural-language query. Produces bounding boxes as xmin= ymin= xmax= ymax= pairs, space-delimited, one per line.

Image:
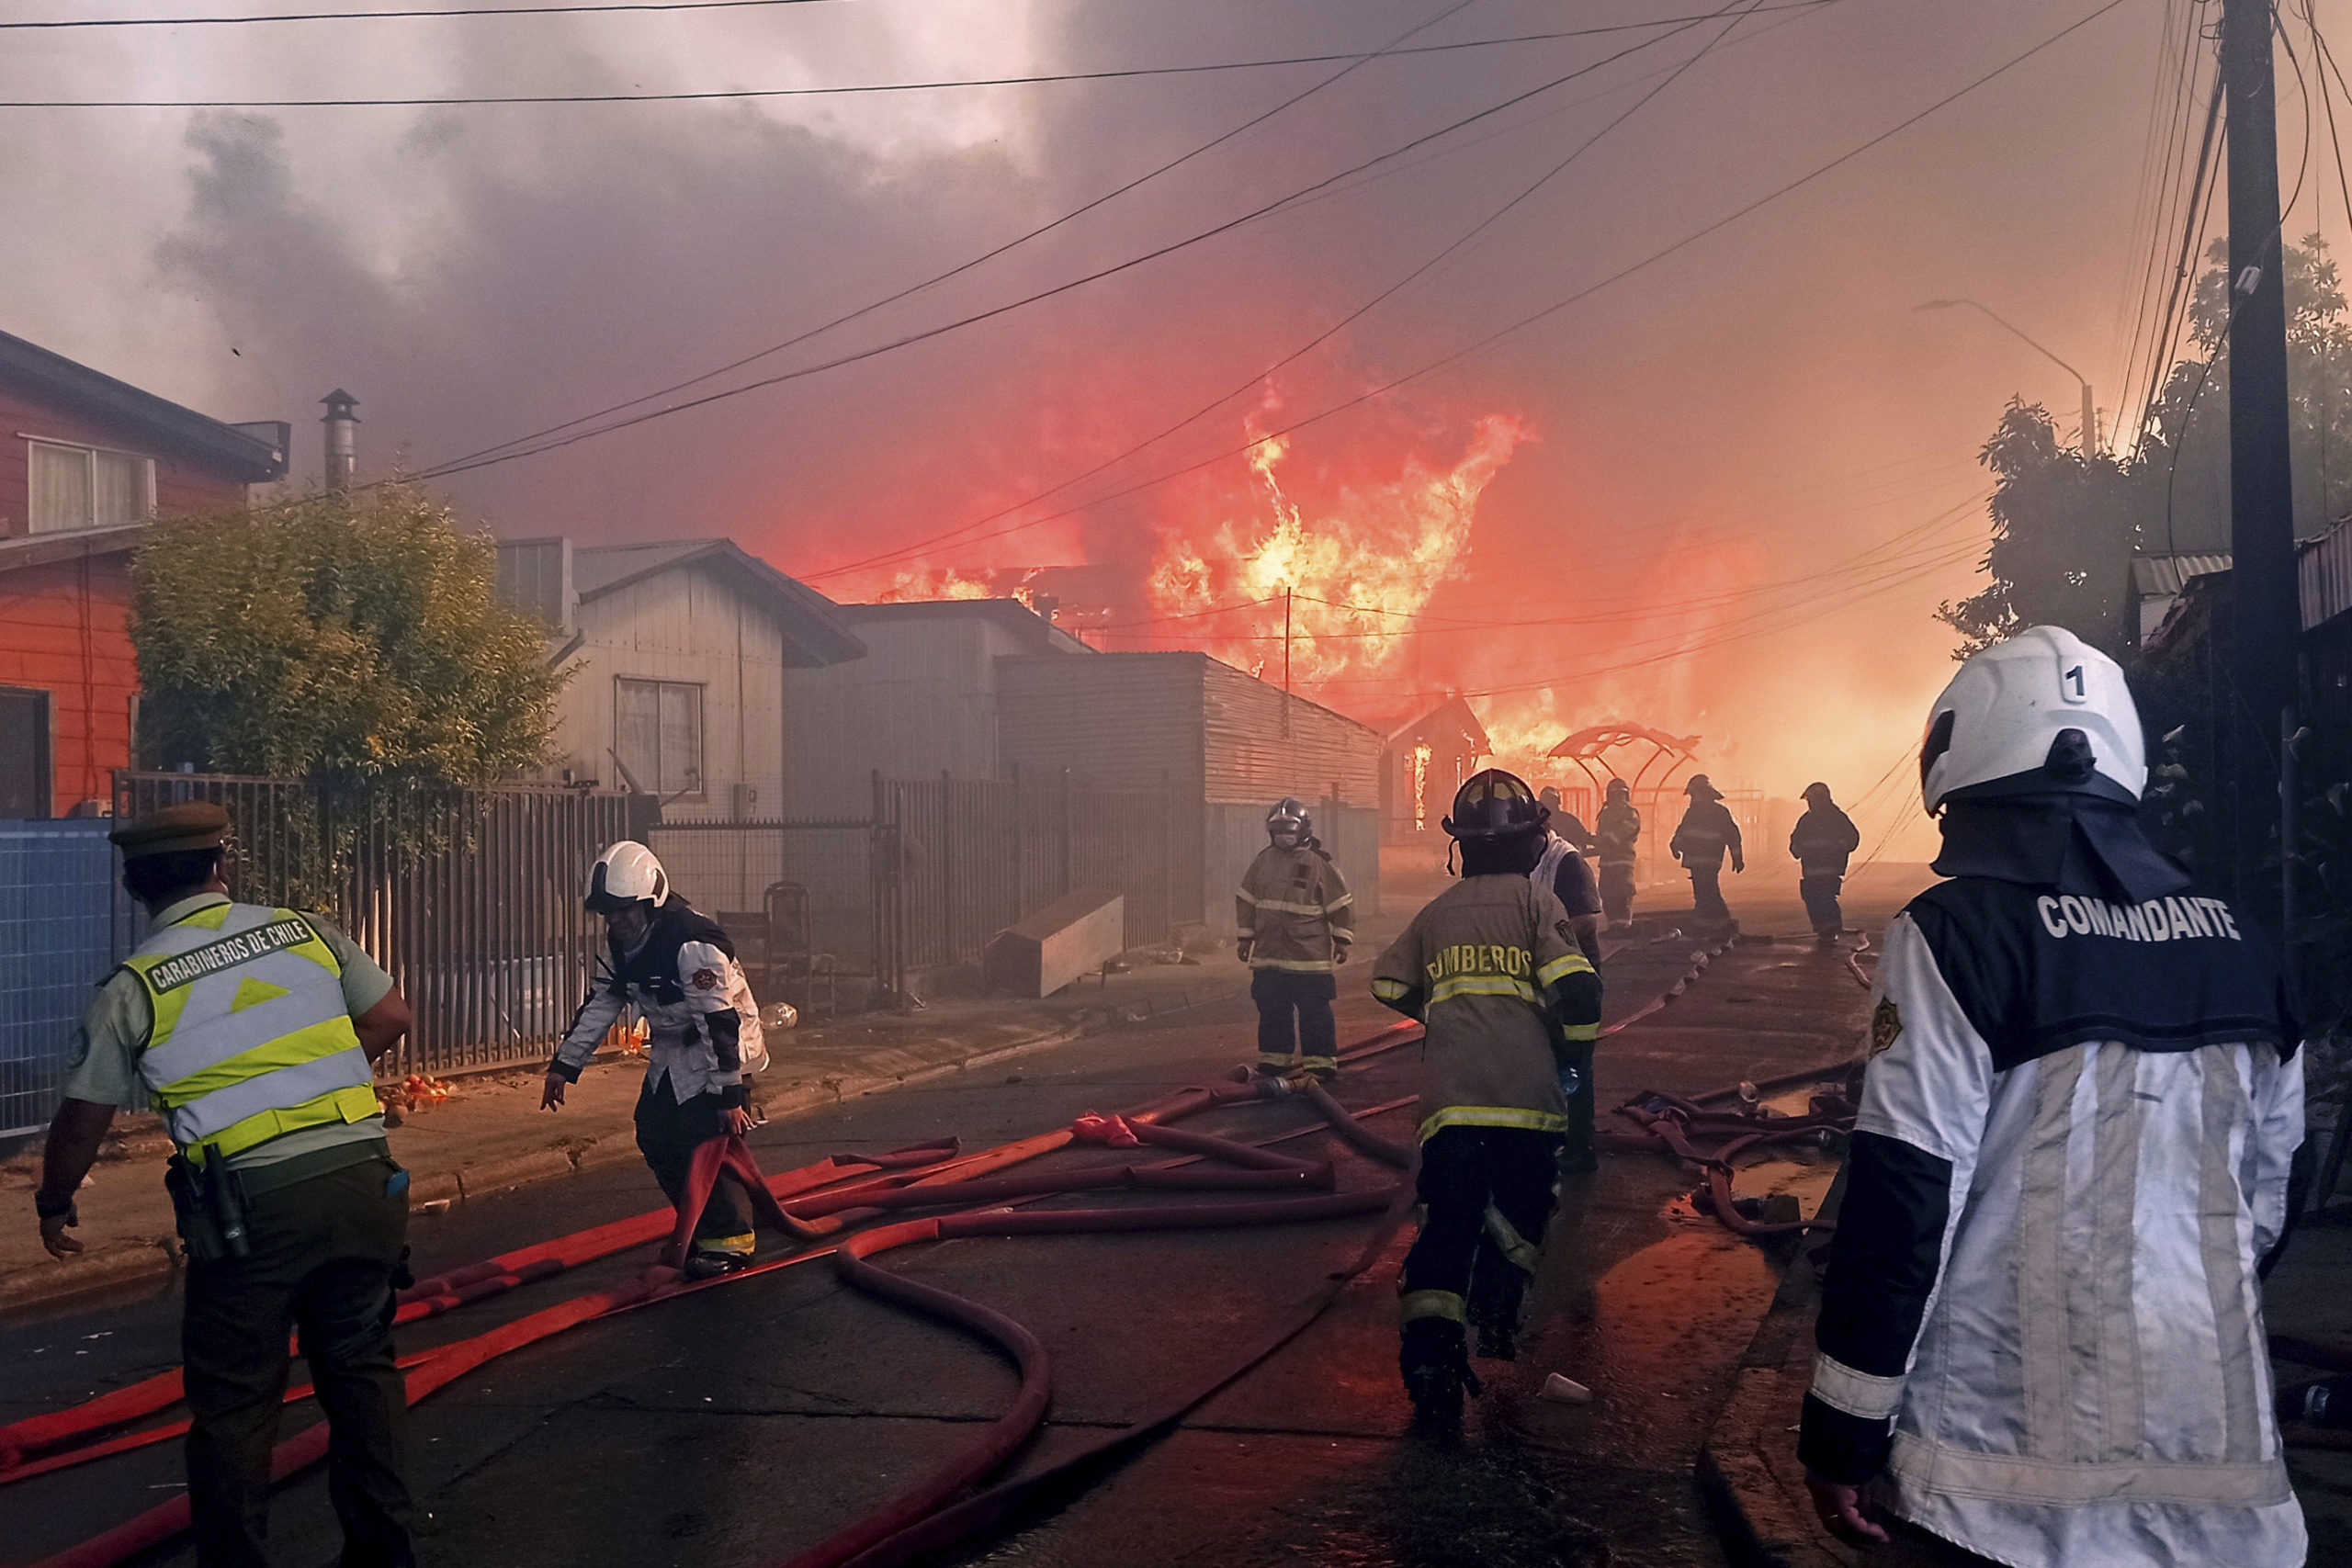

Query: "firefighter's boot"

xmin=1400 ymin=1317 xmax=1480 ymax=1431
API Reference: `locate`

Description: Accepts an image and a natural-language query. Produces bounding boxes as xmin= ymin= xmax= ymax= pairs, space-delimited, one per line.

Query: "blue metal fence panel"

xmin=0 ymin=820 xmax=125 ymax=1138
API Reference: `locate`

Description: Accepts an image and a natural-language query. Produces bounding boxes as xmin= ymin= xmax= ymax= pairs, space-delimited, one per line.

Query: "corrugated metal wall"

xmin=784 ymin=615 xmax=1032 ymax=815
xmin=1199 ymin=658 xmax=1382 ymax=806
xmin=997 ymin=653 xmax=1209 ymax=921
xmin=996 ymin=652 xmax=1385 ymax=926
xmin=1204 ymin=798 xmax=1381 ymax=935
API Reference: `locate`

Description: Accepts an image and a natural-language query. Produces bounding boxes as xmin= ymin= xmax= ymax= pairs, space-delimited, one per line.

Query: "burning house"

xmin=1378 ymin=695 xmax=1490 ymax=841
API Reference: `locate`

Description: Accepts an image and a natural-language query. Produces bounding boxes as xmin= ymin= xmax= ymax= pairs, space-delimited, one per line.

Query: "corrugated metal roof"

xmin=2130 ymin=553 xmax=2233 ymax=596
xmin=2301 ymin=518 xmax=2352 ymax=628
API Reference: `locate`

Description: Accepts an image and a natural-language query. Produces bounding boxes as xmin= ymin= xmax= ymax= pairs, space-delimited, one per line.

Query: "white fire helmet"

xmin=1918 ymin=626 xmax=2146 ymax=814
xmin=584 ymin=840 xmax=671 ymax=911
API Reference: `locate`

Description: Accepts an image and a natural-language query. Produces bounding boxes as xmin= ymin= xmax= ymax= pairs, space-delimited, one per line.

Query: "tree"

xmin=133 ymin=486 xmax=561 ymax=882
xmin=1938 ymin=235 xmax=2352 ymax=660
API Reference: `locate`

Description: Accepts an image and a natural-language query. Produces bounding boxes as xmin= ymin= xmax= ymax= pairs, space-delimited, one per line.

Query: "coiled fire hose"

xmin=9 ymin=1026 xmax=1430 ymax=1568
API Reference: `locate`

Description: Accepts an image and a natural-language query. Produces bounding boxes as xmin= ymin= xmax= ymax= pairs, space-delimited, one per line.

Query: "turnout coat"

xmin=1800 ymin=876 xmax=2304 ymax=1567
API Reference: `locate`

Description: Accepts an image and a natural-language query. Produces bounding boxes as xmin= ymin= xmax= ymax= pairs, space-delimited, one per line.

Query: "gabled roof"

xmin=0 ymin=330 xmax=287 ymax=482
xmin=839 ymin=597 xmax=1091 ymax=654
xmin=571 ymin=538 xmax=865 ymax=667
xmin=1385 ymin=695 xmax=1490 ymax=753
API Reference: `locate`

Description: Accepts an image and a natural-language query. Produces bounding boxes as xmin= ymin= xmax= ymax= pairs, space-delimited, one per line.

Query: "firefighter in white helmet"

xmin=541 ymin=842 xmax=768 ymax=1277
xmin=1237 ymin=798 xmax=1354 ymax=1081
xmin=1799 ymin=626 xmax=2306 ymax=1565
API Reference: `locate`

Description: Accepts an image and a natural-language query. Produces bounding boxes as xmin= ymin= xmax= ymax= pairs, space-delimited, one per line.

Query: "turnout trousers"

xmin=1598 ymin=863 xmax=1635 ymax=928
xmin=181 ymin=1156 xmax=413 ymax=1568
xmin=1798 ymin=873 xmax=1844 ymax=938
xmin=635 ymin=1073 xmax=755 ymax=1258
xmin=1399 ymin=1126 xmax=1565 ymax=1372
xmin=1686 ymin=863 xmax=1730 ymax=925
xmin=1251 ymin=969 xmax=1339 ymax=1077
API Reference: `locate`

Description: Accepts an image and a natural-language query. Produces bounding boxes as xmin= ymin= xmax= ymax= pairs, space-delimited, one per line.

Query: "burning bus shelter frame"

xmin=1547 ymin=723 xmax=1703 ymax=883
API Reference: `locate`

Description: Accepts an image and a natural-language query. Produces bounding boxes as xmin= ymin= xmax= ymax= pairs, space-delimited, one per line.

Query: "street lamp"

xmin=1917 ymin=299 xmax=2100 ymax=457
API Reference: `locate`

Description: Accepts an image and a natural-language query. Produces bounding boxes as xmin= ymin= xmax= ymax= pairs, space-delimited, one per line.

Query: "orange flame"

xmin=1146 ymin=412 xmax=1528 ymax=683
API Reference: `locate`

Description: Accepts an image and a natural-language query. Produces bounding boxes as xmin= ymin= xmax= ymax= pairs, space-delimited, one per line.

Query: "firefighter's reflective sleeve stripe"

xmin=1398 ymin=1289 xmax=1465 ymax=1324
xmin=1799 ymin=915 xmax=1988 ymax=1483
xmin=1535 ymin=952 xmax=1594 ymax=987
xmin=550 ymin=984 xmax=626 ymax=1078
xmin=1418 ymin=1105 xmax=1571 ymax=1143
xmin=1370 ymin=977 xmax=1416 ymax=1002
xmin=1322 ymin=892 xmax=1356 ymax=913
xmin=1556 ymin=1021 xmax=1600 ymax=1043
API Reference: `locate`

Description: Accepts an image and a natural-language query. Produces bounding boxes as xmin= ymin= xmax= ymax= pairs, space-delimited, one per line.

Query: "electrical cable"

xmin=404 ymin=0 xmax=1486 ymax=478
xmin=2130 ymin=61 xmax=2226 ymax=462
xmin=807 ymin=0 xmax=2142 ymax=583
xmin=3 ymin=0 xmax=851 ymax=28
xmin=799 ymin=0 xmax=1805 ymax=585
xmin=0 ymin=9 xmax=1839 ymax=106
xmin=414 ymin=0 xmax=1787 ymax=487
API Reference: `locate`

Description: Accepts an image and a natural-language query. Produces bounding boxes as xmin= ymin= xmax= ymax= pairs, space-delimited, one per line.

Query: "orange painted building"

xmin=0 ymin=332 xmax=286 ymax=817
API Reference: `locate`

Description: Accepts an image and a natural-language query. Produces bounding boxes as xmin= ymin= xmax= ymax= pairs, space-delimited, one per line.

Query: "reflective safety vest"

xmin=123 ymin=902 xmax=377 ymax=1165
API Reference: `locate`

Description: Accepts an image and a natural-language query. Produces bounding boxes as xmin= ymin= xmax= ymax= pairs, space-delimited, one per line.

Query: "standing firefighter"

xmin=34 ymin=804 xmax=418 ymax=1568
xmin=1670 ymin=773 xmax=1743 ymax=926
xmin=1537 ymin=785 xmax=1597 ymax=853
xmin=1237 ymin=797 xmax=1354 ymax=1081
xmin=1594 ymin=777 xmax=1642 ymax=931
xmin=1800 ymin=627 xmax=2307 ymax=1566
xmin=1532 ymin=798 xmax=1606 ymax=1172
xmin=1371 ymin=770 xmax=1603 ymax=1428
xmin=542 ymin=842 xmax=767 ymax=1277
xmin=1789 ymin=781 xmax=1861 ymax=943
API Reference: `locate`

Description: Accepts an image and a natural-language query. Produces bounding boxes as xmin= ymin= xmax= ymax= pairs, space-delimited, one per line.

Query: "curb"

xmin=1699 ymin=1168 xmax=1856 ymax=1567
xmin=0 ymin=1239 xmax=178 ymax=1319
xmin=0 ymin=1016 xmax=1090 ymax=1321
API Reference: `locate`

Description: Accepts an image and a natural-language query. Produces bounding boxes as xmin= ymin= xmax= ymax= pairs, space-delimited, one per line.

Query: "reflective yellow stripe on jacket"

xmin=124 ymin=902 xmax=376 ymax=1164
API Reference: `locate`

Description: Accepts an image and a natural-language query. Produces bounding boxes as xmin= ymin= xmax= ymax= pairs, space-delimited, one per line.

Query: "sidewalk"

xmin=0 ymin=954 xmax=1247 ymax=1320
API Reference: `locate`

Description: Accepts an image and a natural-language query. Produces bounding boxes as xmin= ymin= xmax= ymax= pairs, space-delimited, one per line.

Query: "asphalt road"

xmin=0 ymin=866 xmax=1919 ymax=1568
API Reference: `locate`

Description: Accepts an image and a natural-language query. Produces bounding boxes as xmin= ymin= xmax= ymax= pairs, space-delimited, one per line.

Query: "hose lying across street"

xmin=6 ymin=932 xmax=1896 ymax=1568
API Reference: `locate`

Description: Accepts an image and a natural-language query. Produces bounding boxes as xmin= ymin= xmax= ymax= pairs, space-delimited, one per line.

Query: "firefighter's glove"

xmin=1333 ymin=944 xmax=1350 ymax=964
xmin=1235 ymin=939 xmax=1253 ymax=965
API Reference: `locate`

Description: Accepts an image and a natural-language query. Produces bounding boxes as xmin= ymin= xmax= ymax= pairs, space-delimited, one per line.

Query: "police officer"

xmin=1799 ymin=627 xmax=2306 ymax=1566
xmin=33 ymin=803 xmax=417 ymax=1568
xmin=1236 ymin=798 xmax=1355 ymax=1081
xmin=1371 ymin=770 xmax=1602 ymax=1427
xmin=1788 ymin=781 xmax=1860 ymax=943
xmin=1594 ymin=777 xmax=1642 ymax=931
xmin=1669 ymin=773 xmax=1743 ymax=927
xmin=542 ymin=842 xmax=766 ymax=1277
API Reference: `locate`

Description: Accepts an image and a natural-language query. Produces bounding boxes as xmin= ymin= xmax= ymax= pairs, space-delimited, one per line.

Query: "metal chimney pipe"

xmin=321 ymin=389 xmax=359 ymax=492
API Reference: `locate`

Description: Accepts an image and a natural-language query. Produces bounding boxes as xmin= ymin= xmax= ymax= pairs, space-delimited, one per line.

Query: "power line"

xmin=0 ymin=11 xmax=1840 ymax=107
xmin=815 ymin=0 xmax=2140 ymax=583
xmin=415 ymin=1 xmax=1773 ymax=484
xmin=2 ymin=0 xmax=848 ymax=28
xmin=406 ymin=0 xmax=1488 ymax=476
xmin=800 ymin=0 xmax=1799 ymax=585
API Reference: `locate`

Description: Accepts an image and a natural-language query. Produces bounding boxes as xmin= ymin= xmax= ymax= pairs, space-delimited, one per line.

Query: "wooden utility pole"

xmin=2222 ymin=0 xmax=2299 ymax=926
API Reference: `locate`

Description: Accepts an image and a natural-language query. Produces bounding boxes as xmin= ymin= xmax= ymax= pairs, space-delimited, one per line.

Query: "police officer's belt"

xmin=233 ymin=1138 xmax=393 ymax=1201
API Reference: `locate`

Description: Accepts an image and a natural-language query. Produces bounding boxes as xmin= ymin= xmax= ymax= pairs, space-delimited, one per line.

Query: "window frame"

xmin=612 ymin=676 xmax=707 ymax=801
xmin=0 ymin=684 xmax=54 ymax=819
xmin=22 ymin=436 xmax=157 ymax=535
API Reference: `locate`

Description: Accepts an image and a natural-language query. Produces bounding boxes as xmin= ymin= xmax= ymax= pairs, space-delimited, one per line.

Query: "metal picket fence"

xmin=114 ymin=773 xmax=630 ymax=1078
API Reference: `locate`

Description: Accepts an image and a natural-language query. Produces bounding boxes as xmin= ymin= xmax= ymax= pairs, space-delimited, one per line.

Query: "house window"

xmin=614 ymin=678 xmax=704 ymax=797
xmin=28 ymin=440 xmax=154 ymax=534
xmin=0 ymin=686 xmax=51 ymax=818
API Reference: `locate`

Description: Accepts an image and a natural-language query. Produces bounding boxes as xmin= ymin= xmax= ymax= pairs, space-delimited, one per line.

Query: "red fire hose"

xmin=13 ymin=1027 xmax=1425 ymax=1568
